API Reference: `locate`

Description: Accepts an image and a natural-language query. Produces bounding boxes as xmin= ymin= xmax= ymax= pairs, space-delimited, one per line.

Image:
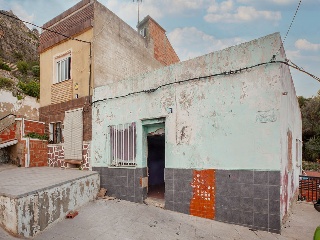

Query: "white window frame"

xmin=54 ymin=51 xmax=71 ymax=84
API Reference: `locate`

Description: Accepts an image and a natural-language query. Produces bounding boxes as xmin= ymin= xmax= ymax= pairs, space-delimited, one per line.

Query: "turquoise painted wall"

xmin=91 ymin=33 xmax=301 ymax=172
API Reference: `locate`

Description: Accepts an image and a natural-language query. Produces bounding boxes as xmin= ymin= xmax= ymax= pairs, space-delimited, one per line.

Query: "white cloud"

xmin=168 ymin=27 xmax=245 ymax=61
xmin=205 ymin=1 xmax=281 ymax=23
xmin=11 ymin=2 xmax=34 ymax=23
xmin=295 ymin=39 xmax=320 ymax=51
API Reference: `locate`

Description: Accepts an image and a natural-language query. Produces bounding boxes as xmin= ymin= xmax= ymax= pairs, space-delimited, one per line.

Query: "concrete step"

xmin=0 ymin=139 xmax=18 ymax=149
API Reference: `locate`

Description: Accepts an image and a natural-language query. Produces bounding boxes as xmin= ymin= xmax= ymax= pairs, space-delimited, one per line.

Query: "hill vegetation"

xmin=0 ymin=10 xmax=40 ymax=99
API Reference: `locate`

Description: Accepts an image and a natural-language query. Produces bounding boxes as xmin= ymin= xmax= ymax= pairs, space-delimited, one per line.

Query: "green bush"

xmin=32 ymin=65 xmax=40 ymax=77
xmin=0 ymin=77 xmax=14 ymax=89
xmin=17 ymin=60 xmax=29 ymax=74
xmin=302 ymin=161 xmax=320 ymax=171
xmin=25 ymin=132 xmax=48 ymax=140
xmin=18 ymin=80 xmax=40 ymax=99
xmin=0 ymin=61 xmax=11 ymax=71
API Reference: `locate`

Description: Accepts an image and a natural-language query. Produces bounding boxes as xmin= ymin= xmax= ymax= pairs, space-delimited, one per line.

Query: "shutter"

xmin=64 ymin=108 xmax=83 ymax=160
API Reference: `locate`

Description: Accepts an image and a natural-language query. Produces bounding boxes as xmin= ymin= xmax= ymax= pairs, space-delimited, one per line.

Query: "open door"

xmin=147 ymin=134 xmax=165 ymax=200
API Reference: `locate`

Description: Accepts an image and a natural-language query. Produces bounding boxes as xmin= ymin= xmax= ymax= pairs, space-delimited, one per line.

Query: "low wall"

xmin=0 ymin=172 xmax=99 ymax=238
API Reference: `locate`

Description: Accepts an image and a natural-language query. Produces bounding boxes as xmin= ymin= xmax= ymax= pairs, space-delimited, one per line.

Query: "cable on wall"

xmin=91 ymin=59 xmax=320 ymax=105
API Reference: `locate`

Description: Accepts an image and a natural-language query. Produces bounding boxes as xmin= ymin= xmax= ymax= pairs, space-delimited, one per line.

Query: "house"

xmin=91 ymin=32 xmax=302 ymax=233
xmin=38 ymin=0 xmax=179 ymax=169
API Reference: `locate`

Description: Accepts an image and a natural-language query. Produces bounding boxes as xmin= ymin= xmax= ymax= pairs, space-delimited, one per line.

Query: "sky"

xmin=0 ymin=0 xmax=319 ymax=97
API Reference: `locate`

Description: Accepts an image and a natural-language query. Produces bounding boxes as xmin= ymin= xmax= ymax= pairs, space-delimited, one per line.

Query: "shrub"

xmin=0 ymin=77 xmax=14 ymax=89
xmin=0 ymin=61 xmax=11 ymax=71
xmin=18 ymin=80 xmax=40 ymax=99
xmin=17 ymin=60 xmax=29 ymax=74
xmin=32 ymin=65 xmax=40 ymax=77
xmin=25 ymin=132 xmax=48 ymax=140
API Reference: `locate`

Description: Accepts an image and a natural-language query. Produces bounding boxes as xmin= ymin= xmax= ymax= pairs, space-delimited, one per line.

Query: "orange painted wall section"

xmin=190 ymin=169 xmax=216 ymax=219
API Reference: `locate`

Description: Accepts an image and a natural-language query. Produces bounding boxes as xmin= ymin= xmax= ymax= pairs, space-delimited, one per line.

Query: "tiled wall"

xmin=215 ymin=170 xmax=281 ymax=233
xmin=93 ymin=167 xmax=281 ymax=233
xmin=164 ymin=168 xmax=193 ymax=215
xmin=93 ymin=167 xmax=147 ymax=203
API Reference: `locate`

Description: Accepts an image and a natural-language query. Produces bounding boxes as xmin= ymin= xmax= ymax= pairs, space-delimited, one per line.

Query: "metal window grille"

xmin=109 ymin=122 xmax=136 ymax=167
xmin=49 ymin=122 xmax=62 ymax=144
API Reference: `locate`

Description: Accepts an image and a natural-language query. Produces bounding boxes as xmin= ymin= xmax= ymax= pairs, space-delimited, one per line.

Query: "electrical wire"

xmin=273 ymin=0 xmax=302 ymax=59
xmin=91 ymin=59 xmax=320 ymax=105
xmin=0 ymin=10 xmax=91 ymax=44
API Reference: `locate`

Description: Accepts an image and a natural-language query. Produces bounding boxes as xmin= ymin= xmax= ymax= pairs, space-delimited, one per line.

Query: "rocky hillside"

xmin=0 ymin=10 xmax=39 ymax=64
xmin=0 ymin=10 xmax=40 ymax=99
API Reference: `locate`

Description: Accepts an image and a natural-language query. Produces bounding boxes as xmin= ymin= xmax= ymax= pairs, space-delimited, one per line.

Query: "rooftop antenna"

xmin=133 ymin=0 xmax=142 ymax=25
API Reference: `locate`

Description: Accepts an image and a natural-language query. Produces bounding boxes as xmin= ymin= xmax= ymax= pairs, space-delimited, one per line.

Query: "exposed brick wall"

xmin=147 ymin=17 xmax=179 ymax=66
xmin=28 ymin=140 xmax=48 ymax=167
xmin=3 ymin=119 xmax=48 ymax=167
xmin=39 ymin=1 xmax=94 ymax=53
xmin=39 ymin=96 xmax=92 ymax=141
xmin=24 ymin=120 xmax=45 ymax=135
xmin=51 ymin=80 xmax=73 ymax=104
xmin=0 ymin=123 xmax=17 ymax=142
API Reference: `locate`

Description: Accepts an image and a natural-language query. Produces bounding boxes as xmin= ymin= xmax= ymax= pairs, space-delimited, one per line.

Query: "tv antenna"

xmin=133 ymin=0 xmax=142 ymax=25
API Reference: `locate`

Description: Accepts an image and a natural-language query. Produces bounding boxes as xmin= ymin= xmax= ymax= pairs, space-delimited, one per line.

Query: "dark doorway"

xmin=147 ymin=134 xmax=165 ymax=199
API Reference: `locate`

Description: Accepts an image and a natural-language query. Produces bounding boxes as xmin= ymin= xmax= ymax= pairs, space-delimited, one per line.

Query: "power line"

xmin=0 ymin=11 xmax=91 ymax=44
xmin=92 ymin=59 xmax=319 ymax=105
xmin=283 ymin=0 xmax=302 ymax=45
xmin=273 ymin=0 xmax=302 ymax=59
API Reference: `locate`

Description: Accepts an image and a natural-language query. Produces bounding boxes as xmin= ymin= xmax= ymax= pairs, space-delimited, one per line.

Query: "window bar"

xmin=115 ymin=125 xmax=118 ymax=166
xmin=127 ymin=123 xmax=129 ymax=165
xmin=122 ymin=124 xmax=124 ymax=165
xmin=133 ymin=123 xmax=135 ymax=164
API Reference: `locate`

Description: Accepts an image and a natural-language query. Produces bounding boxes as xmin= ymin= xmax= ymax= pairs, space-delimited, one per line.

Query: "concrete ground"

xmin=1 ymin=199 xmax=317 ymax=240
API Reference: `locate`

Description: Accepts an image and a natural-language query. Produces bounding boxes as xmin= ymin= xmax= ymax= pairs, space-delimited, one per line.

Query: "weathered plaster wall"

xmin=0 ymin=173 xmax=99 ymax=238
xmin=92 ymin=33 xmax=286 ymax=170
xmin=279 ymin=48 xmax=302 ymax=220
xmin=0 ymin=90 xmax=39 ymax=120
xmin=92 ymin=1 xmax=162 ymax=88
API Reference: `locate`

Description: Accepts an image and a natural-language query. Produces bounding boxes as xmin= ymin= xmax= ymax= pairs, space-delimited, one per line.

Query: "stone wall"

xmin=48 ymin=142 xmax=91 ymax=170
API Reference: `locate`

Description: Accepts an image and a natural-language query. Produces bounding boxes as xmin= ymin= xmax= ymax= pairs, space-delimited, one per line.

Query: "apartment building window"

xmin=49 ymin=122 xmax=62 ymax=144
xmin=55 ymin=53 xmax=71 ymax=83
xmin=109 ymin=122 xmax=136 ymax=167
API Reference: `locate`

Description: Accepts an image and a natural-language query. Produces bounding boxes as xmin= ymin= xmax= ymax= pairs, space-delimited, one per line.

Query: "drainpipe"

xmin=20 ymin=117 xmax=30 ymax=168
xmin=88 ymin=42 xmax=92 ymax=104
xmin=25 ymin=137 xmax=30 ymax=168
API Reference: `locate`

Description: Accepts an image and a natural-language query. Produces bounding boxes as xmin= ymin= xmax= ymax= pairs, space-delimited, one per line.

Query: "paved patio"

xmin=0 ymin=165 xmax=319 ymax=239
xmin=1 ymin=199 xmax=318 ymax=239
